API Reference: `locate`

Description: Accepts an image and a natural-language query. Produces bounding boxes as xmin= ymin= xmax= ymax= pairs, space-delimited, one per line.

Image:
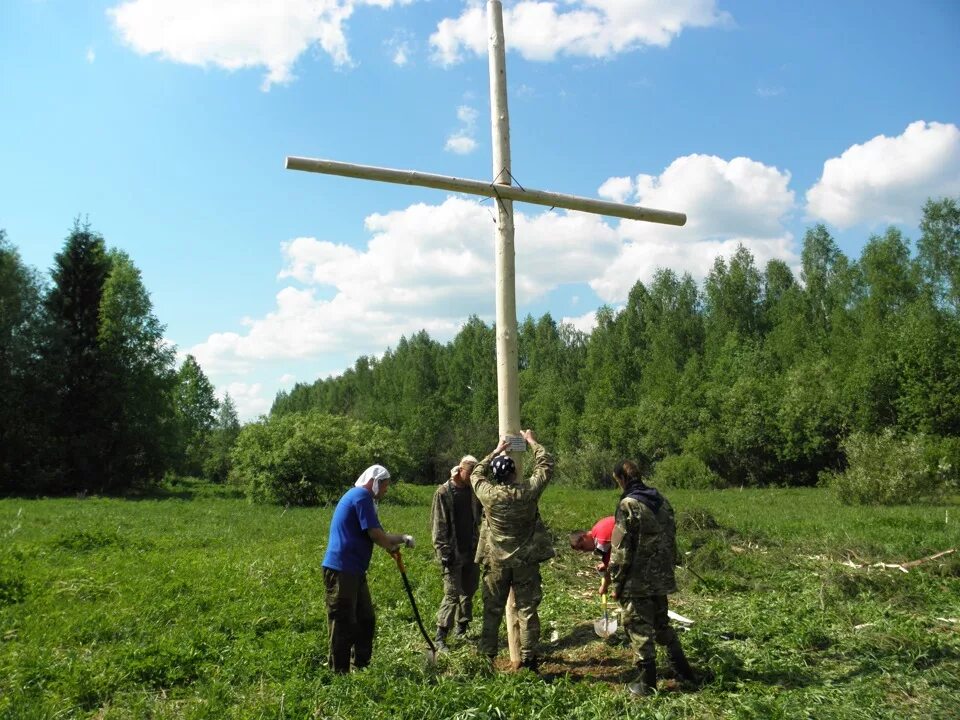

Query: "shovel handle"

xmin=391 ymin=550 xmax=436 ymax=655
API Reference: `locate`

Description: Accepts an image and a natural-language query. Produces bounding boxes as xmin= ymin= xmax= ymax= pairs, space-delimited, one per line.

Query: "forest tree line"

xmin=2 ymin=198 xmax=958 ymax=501
xmin=271 ymin=198 xmax=960 ymax=494
xmin=0 ymin=222 xmax=238 ymax=495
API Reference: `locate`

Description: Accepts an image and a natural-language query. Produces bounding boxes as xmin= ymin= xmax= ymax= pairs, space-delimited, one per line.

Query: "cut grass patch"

xmin=0 ymin=486 xmax=957 ymax=719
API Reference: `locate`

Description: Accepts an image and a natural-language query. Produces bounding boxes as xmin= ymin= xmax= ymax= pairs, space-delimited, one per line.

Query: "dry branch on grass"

xmin=901 ymin=548 xmax=956 ymax=568
xmin=839 ymin=548 xmax=955 ymax=573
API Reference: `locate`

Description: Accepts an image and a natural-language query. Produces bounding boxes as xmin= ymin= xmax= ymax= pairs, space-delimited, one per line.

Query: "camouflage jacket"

xmin=470 ymin=440 xmax=556 ymax=568
xmin=608 ymin=485 xmax=679 ymax=597
xmin=430 ymin=479 xmax=482 ymax=565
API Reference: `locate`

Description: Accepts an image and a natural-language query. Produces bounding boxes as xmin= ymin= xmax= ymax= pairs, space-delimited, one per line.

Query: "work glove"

xmin=402 ymin=534 xmax=415 ymax=548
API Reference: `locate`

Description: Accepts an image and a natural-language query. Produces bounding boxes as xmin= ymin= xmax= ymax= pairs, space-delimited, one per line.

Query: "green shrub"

xmin=653 ymin=452 xmax=725 ymax=489
xmin=924 ymin=435 xmax=960 ymax=494
xmin=554 ymin=444 xmax=619 ymax=489
xmin=830 ymin=430 xmax=952 ymax=505
xmin=230 ymin=411 xmax=413 ymax=506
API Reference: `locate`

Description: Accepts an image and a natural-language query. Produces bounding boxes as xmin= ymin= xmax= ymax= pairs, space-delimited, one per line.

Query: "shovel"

xmin=593 ymin=592 xmax=618 ymax=638
xmin=391 ymin=550 xmax=438 ymax=665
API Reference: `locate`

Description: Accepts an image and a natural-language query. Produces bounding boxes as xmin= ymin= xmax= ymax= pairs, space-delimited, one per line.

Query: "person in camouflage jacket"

xmin=608 ymin=459 xmax=697 ymax=695
xmin=430 ymin=455 xmax=481 ymax=647
xmin=470 ymin=429 xmax=555 ymax=671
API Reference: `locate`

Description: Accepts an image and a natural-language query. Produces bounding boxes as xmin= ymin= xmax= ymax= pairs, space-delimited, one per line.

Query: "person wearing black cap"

xmin=469 ymin=429 xmax=554 ymax=671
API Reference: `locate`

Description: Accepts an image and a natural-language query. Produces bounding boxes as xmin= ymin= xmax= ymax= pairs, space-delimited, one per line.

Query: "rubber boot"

xmin=434 ymin=626 xmax=449 ymax=651
xmin=627 ymin=660 xmax=657 ymax=696
xmin=453 ymin=620 xmax=469 ymax=639
xmin=519 ymin=656 xmax=540 ymax=673
xmin=666 ymin=639 xmax=696 ymax=684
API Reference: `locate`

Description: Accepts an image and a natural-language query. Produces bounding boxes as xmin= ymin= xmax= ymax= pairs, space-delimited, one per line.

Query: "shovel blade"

xmin=594 ymin=616 xmax=618 ymax=638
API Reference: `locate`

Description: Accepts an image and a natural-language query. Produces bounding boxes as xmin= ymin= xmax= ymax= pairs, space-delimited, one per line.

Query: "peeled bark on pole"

xmin=488 ymin=0 xmax=522 ymax=668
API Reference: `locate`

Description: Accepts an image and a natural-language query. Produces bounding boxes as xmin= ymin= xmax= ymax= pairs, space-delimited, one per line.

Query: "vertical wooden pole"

xmin=487 ymin=0 xmax=522 ymax=668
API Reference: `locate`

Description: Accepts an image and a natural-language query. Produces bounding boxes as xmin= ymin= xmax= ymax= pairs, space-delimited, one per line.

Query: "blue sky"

xmin=2 ymin=0 xmax=958 ymax=419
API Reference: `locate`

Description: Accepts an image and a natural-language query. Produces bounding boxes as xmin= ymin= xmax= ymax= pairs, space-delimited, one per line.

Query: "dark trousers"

xmin=436 ymin=560 xmax=480 ymax=630
xmin=323 ymin=568 xmax=375 ymax=673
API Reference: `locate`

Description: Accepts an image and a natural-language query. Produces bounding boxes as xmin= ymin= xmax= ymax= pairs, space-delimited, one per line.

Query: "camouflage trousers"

xmin=620 ymin=594 xmax=678 ymax=662
xmin=478 ymin=563 xmax=542 ymax=660
xmin=323 ymin=568 xmax=375 ymax=673
xmin=436 ymin=560 xmax=480 ymax=630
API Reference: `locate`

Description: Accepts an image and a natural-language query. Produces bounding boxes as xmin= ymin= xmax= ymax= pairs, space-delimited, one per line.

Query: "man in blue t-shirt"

xmin=322 ymin=464 xmax=414 ymax=673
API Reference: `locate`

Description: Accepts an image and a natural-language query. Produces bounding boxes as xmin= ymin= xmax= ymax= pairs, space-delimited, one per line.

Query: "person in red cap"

xmin=569 ymin=515 xmax=615 ymax=594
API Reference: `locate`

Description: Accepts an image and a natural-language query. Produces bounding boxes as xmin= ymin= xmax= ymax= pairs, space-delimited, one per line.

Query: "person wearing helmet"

xmin=470 ymin=429 xmax=554 ymax=671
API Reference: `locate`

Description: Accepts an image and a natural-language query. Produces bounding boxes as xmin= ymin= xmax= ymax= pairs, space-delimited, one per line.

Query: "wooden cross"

xmin=286 ymin=0 xmax=686 ymax=666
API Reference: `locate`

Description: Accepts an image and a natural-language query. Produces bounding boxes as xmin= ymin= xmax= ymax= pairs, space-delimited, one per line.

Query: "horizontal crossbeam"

xmin=285 ymin=156 xmax=686 ymax=227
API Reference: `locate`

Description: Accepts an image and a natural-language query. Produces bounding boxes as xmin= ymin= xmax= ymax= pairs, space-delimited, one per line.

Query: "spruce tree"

xmin=42 ymin=221 xmax=113 ymax=493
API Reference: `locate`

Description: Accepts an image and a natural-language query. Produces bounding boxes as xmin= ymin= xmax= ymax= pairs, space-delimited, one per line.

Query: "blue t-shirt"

xmin=322 ymin=486 xmax=383 ymax=574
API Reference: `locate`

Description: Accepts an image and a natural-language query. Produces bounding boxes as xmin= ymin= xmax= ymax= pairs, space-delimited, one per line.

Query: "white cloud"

xmin=457 ymin=105 xmax=478 ymax=124
xmin=591 ymin=153 xmax=798 ymax=301
xmin=189 ymin=153 xmax=799 ymax=401
xmin=562 ymin=309 xmax=599 ymax=334
xmin=386 ymin=29 xmax=413 ymax=66
xmin=392 ymin=44 xmax=409 ymax=65
xmin=188 ymin=330 xmax=255 ymax=376
xmin=222 ymin=382 xmax=270 ymax=420
xmin=445 ymin=103 xmax=479 ymax=154
xmin=86 ymin=47 xmax=96 ymax=63
xmin=188 ymin=195 xmax=622 ymax=369
xmin=756 ymin=84 xmax=783 ymax=98
xmin=805 ymin=121 xmax=960 ymax=228
xmin=515 ymin=209 xmax=622 ymax=297
xmin=190 ymin=198 xmax=491 ymax=371
xmin=598 ymin=175 xmax=633 ymax=203
xmin=431 ymin=0 xmax=730 ymax=66
xmin=445 ymin=134 xmax=477 ymax=154
xmin=279 ymin=373 xmax=296 ymax=384
xmin=108 ymin=0 xmax=410 ymax=90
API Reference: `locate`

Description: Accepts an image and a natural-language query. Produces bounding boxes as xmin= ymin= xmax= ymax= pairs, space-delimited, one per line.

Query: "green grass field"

xmin=1 ymin=482 xmax=958 ymax=719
